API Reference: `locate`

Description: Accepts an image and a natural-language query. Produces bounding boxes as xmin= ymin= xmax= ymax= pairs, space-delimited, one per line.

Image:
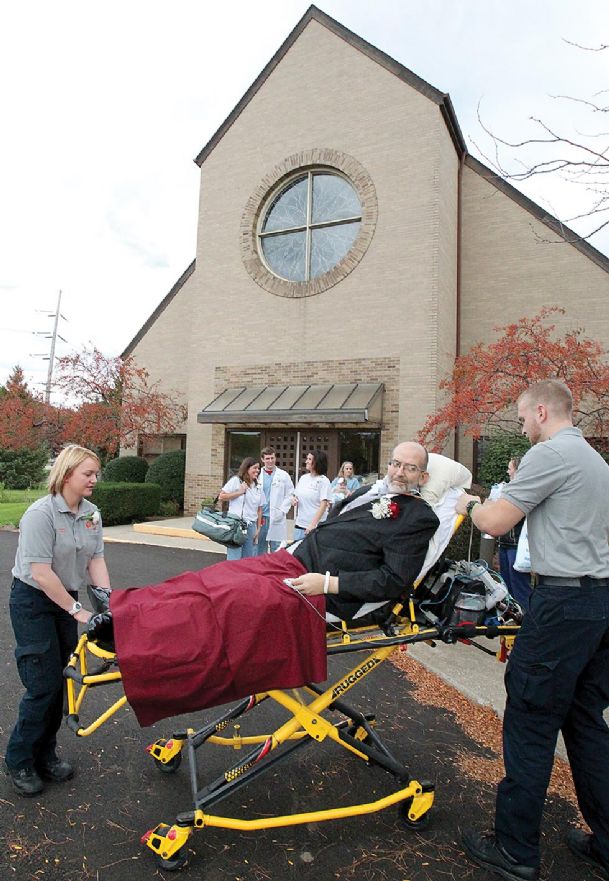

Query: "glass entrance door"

xmin=226 ymin=428 xmax=379 ymax=485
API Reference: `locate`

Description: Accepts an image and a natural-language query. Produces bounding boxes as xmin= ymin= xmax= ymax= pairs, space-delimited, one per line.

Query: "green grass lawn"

xmin=0 ymin=488 xmax=47 ymax=527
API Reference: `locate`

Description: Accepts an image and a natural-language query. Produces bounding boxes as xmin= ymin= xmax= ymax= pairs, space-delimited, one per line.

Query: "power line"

xmin=30 ymin=291 xmax=69 ymax=405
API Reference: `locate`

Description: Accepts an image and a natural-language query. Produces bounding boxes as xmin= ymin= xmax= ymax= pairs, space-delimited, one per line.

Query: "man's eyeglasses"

xmin=388 ymin=459 xmax=425 ymax=474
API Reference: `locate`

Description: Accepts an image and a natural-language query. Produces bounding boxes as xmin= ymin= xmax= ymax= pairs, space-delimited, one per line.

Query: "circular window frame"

xmin=241 ymin=149 xmax=377 ymax=298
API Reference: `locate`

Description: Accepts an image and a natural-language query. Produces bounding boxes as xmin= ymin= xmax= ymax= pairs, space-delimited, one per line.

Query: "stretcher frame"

xmin=64 ymin=519 xmax=520 ymax=872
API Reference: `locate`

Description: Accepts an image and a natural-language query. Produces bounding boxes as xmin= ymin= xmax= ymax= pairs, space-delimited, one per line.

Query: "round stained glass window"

xmin=259 ymin=171 xmax=362 ymax=282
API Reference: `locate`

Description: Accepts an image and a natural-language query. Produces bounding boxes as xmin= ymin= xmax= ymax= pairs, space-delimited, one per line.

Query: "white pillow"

xmin=421 ymin=453 xmax=472 ymax=506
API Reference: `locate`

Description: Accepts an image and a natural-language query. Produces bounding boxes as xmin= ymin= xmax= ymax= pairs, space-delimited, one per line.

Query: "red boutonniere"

xmin=371 ymin=497 xmax=400 ymax=519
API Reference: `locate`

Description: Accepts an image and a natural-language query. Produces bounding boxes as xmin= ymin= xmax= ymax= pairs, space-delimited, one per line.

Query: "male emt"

xmin=456 ymin=379 xmax=609 ymax=881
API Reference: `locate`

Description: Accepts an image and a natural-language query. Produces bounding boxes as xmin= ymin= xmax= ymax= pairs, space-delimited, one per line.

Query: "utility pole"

xmin=32 ymin=291 xmax=68 ymax=404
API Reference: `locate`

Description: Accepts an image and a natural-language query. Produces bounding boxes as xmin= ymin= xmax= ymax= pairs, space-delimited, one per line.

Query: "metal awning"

xmin=197 ymin=383 xmax=384 ymax=425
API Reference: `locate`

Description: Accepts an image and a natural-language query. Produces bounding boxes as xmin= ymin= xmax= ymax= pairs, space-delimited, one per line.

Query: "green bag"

xmin=192 ymin=507 xmax=247 ymax=547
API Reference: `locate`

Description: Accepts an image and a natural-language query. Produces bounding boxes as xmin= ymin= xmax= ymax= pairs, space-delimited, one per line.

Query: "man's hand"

xmin=455 ymin=492 xmax=524 ymax=535
xmin=455 ymin=492 xmax=481 ymax=516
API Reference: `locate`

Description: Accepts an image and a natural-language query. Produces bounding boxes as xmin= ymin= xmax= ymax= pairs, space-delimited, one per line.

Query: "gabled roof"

xmin=466 ymin=155 xmax=609 ymax=276
xmin=194 ymin=4 xmax=467 ymax=167
xmin=121 ymin=259 xmax=195 ymax=357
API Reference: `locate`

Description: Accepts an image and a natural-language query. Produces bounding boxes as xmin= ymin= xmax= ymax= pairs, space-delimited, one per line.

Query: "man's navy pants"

xmin=495 ymin=581 xmax=609 ymax=868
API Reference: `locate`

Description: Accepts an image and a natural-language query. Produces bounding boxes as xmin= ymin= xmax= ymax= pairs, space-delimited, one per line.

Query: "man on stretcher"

xmin=86 ymin=443 xmax=470 ymax=726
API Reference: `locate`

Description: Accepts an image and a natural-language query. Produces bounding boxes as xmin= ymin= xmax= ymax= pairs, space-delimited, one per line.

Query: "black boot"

xmin=462 ymin=830 xmax=539 ymax=881
xmin=566 ymin=828 xmax=609 ymax=880
xmin=37 ymin=755 xmax=75 ymax=783
xmin=5 ymin=762 xmax=44 ymax=797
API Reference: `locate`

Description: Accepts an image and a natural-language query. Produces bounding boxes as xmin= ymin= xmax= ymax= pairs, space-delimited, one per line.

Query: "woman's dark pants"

xmin=6 ymin=579 xmax=77 ymax=771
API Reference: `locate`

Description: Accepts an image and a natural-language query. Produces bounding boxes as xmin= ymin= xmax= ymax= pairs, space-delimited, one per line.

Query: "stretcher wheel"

xmin=156 ymin=846 xmax=189 ymax=871
xmin=398 ymin=798 xmax=431 ymax=829
xmin=154 ymin=753 xmax=182 ymax=774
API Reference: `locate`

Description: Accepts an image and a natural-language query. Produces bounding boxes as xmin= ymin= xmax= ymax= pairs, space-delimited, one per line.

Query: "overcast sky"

xmin=2 ymin=0 xmax=608 ymax=398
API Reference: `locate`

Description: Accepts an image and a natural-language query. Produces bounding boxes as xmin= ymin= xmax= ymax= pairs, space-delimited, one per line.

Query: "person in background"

xmin=5 ymin=444 xmax=109 ymax=797
xmin=329 ymin=460 xmax=361 ymax=506
xmin=292 ymin=450 xmax=332 ymax=540
xmin=219 ymin=457 xmax=265 ymax=561
xmin=256 ymin=446 xmax=294 ymax=554
xmin=496 ymin=457 xmax=532 ymax=610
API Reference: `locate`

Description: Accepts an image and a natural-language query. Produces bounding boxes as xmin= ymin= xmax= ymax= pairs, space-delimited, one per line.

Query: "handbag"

xmin=513 ymin=519 xmax=531 ymax=573
xmin=192 ymin=493 xmax=247 ymax=547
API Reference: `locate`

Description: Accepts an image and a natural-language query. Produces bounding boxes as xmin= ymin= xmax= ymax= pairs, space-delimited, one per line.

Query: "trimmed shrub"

xmin=103 ymin=455 xmax=148 ymax=483
xmin=145 ymin=450 xmax=185 ymax=506
xmin=91 ymin=482 xmax=161 ymax=526
xmin=0 ymin=446 xmax=49 ymax=489
xmin=478 ymin=434 xmax=531 ymax=488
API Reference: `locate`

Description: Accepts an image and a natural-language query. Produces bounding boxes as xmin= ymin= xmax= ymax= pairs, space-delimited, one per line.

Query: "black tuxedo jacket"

xmin=293 ymin=487 xmax=439 ymax=621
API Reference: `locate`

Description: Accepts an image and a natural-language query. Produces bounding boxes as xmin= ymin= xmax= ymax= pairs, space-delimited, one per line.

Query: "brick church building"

xmin=123 ymin=6 xmax=609 ymax=512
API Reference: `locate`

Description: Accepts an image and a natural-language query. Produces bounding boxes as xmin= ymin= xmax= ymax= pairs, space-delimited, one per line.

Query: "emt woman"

xmin=5 ymin=445 xmax=110 ymax=796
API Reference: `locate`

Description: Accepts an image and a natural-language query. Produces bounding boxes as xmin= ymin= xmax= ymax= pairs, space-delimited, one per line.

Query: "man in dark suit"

xmin=289 ymin=442 xmax=440 ymax=621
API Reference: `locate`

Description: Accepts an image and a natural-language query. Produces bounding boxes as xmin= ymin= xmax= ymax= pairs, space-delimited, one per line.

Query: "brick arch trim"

xmin=240 ymin=148 xmax=378 ymax=298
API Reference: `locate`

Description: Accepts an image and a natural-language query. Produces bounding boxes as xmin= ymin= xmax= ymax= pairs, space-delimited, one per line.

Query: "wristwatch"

xmin=465 ymin=500 xmax=480 ymax=518
xmin=68 ymin=601 xmax=83 ymax=616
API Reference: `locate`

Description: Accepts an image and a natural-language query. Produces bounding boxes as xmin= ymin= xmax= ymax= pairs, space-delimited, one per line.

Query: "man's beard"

xmin=386 ymin=476 xmax=421 ymax=495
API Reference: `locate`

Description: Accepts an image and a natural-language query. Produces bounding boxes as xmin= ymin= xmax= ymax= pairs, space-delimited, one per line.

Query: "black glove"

xmin=87 ymin=584 xmax=112 ymax=613
xmin=87 ymin=611 xmax=115 ymax=649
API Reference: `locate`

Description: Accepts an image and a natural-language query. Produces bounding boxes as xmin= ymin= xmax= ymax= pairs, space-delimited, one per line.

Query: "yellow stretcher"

xmin=64 ymin=521 xmax=520 ymax=872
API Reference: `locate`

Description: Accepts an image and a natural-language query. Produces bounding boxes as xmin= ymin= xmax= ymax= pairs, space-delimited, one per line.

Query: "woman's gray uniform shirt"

xmin=12 ymin=494 xmax=104 ymax=593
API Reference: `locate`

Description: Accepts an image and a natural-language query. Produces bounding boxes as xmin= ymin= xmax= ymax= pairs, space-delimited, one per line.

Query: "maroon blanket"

xmin=109 ymin=551 xmax=327 ymax=726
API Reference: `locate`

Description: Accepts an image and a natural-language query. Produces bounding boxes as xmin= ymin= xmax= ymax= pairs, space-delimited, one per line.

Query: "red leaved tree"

xmin=419 ymin=308 xmax=609 ymax=451
xmin=55 ymin=348 xmax=187 ymax=460
xmin=0 ymin=365 xmax=50 ymax=450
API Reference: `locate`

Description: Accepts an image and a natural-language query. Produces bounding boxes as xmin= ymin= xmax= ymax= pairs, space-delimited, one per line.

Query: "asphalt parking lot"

xmin=0 ymin=530 xmax=592 ymax=881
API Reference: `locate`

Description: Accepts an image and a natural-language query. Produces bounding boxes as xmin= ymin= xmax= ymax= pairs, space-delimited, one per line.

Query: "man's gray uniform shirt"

xmin=502 ymin=427 xmax=609 ymax=578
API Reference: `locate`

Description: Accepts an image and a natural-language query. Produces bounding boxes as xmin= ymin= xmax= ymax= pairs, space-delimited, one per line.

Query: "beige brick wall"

xmin=184 ymin=22 xmax=458 ymax=487
xmin=461 ymin=164 xmax=609 ymax=351
xmin=127 ymin=18 xmax=462 ymax=508
xmin=126 ymin=271 xmax=194 ymax=423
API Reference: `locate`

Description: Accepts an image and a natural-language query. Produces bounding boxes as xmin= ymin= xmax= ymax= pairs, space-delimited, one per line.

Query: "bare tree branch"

xmin=474 ymin=46 xmax=609 ymax=243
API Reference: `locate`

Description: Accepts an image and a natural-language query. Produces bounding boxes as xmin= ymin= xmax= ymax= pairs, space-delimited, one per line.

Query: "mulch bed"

xmin=391 ymin=651 xmax=581 ymax=808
